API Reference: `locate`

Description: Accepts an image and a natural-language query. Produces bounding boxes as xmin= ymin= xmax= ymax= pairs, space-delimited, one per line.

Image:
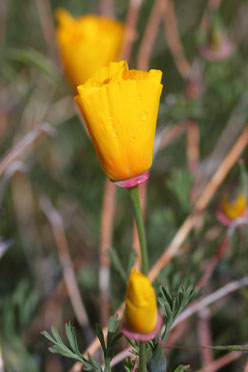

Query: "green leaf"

xmin=88 ymin=353 xmax=103 ymax=372
xmin=96 ymin=324 xmax=107 ymax=357
xmin=65 ymin=321 xmax=81 ymax=355
xmin=48 ymin=347 xmax=58 ymax=354
xmin=167 ymin=169 xmax=193 ymax=213
xmin=51 ymin=326 xmax=63 ymax=344
xmin=173 ymin=365 xmax=191 ymax=372
xmin=41 ymin=330 xmax=55 ymax=344
xmin=127 ymin=250 xmax=137 ymax=275
xmin=107 ymin=250 xmax=127 ymax=283
xmin=6 ymin=48 xmax=60 ymax=82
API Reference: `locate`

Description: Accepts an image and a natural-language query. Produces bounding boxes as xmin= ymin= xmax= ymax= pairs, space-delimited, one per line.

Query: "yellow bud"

xmin=125 ymin=268 xmax=157 ymax=334
xmin=221 ymin=193 xmax=247 ymax=220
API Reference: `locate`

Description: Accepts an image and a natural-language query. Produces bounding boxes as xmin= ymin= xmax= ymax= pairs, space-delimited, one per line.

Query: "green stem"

xmin=139 ymin=342 xmax=147 ymax=372
xmin=128 ymin=186 xmax=149 ymax=275
xmin=128 ymin=185 xmax=149 ymax=372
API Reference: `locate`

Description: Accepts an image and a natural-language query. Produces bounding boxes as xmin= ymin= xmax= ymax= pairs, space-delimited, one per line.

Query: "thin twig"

xmin=163 ymin=0 xmax=191 ymax=79
xmin=137 ymin=0 xmax=167 ymax=71
xmin=99 ymin=0 xmax=114 ymax=17
xmin=0 ymin=240 xmax=12 ymax=260
xmin=0 ymin=161 xmax=28 ymax=204
xmin=121 ymin=0 xmax=143 ymax=61
xmin=187 ymin=120 xmax=199 ymax=175
xmin=244 ymin=360 xmax=248 ymax=372
xmin=0 ymin=122 xmax=55 ymax=177
xmin=198 ymin=309 xmax=213 ymax=368
xmin=99 ymin=179 xmax=116 ymax=325
xmin=149 ymin=127 xmax=248 ymax=281
xmin=187 ymin=120 xmax=200 ymax=204
xmin=174 ymin=276 xmax=248 ymax=327
xmin=40 ymin=198 xmax=94 ymax=344
xmin=196 ymin=351 xmax=242 ymax=372
xmin=200 ymin=0 xmax=223 ymax=32
xmin=154 ymin=120 xmax=188 ymax=156
xmin=198 ymin=235 xmax=229 ymax=289
xmin=0 ymin=341 xmax=4 ymax=372
xmin=35 ymin=0 xmax=58 ymax=64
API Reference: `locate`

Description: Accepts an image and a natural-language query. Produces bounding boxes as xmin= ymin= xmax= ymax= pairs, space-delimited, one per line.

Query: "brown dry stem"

xmin=40 ymin=197 xmax=94 ymax=344
xmin=163 ymin=0 xmax=191 ymax=79
xmin=137 ymin=0 xmax=167 ymax=71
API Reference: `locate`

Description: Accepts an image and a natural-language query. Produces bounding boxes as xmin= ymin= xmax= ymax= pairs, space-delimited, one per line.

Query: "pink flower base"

xmin=122 ymin=313 xmax=162 ymax=341
xmin=114 ymin=171 xmax=150 ymax=188
xmin=200 ymin=40 xmax=233 ymax=61
xmin=216 ymin=204 xmax=248 ymax=226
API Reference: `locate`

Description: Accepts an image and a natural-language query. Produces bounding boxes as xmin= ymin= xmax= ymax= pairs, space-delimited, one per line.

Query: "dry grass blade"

xmin=121 ymin=0 xmax=143 ymax=61
xmin=137 ymin=0 xmax=167 ymax=71
xmin=35 ymin=0 xmax=58 ymax=64
xmin=99 ymin=0 xmax=114 ymax=17
xmin=163 ymin=0 xmax=191 ymax=79
xmin=196 ymin=351 xmax=242 ymax=372
xmin=0 ymin=122 xmax=55 ymax=177
xmin=244 ymin=360 xmax=248 ymax=372
xmin=198 ymin=309 xmax=213 ymax=368
xmin=40 ymin=197 xmax=94 ymax=344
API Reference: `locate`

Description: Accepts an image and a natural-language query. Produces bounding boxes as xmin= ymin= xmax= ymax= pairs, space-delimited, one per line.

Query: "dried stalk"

xmin=0 ymin=341 xmax=4 ymax=372
xmin=137 ymin=0 xmax=167 ymax=71
xmin=0 ymin=122 xmax=55 ymax=177
xmin=198 ymin=236 xmax=229 ymax=288
xmin=187 ymin=120 xmax=199 ymax=175
xmin=99 ymin=0 xmax=114 ymax=17
xmin=121 ymin=0 xmax=143 ymax=61
xmin=196 ymin=351 xmax=242 ymax=372
xmin=244 ymin=361 xmax=248 ymax=372
xmin=40 ymin=198 xmax=94 ymax=344
xmin=163 ymin=0 xmax=191 ymax=79
xmin=35 ymin=0 xmax=58 ymax=64
xmin=198 ymin=309 xmax=213 ymax=368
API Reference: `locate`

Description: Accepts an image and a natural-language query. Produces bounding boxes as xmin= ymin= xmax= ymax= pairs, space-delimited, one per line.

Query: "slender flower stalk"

xmin=128 ymin=186 xmax=148 ymax=275
xmin=127 ymin=187 xmax=149 ymax=372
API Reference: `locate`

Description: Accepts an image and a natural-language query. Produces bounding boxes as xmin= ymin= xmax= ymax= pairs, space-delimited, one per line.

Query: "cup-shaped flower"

xmin=75 ymin=61 xmax=163 ymax=182
xmin=122 ymin=268 xmax=162 ymax=341
xmin=221 ymin=193 xmax=247 ymax=220
xmin=55 ymin=9 xmax=125 ymax=89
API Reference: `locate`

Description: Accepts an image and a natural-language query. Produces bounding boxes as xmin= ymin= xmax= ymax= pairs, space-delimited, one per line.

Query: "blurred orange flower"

xmin=75 ymin=61 xmax=163 ymax=181
xmin=55 ymin=9 xmax=124 ymax=89
xmin=221 ymin=193 xmax=247 ymax=220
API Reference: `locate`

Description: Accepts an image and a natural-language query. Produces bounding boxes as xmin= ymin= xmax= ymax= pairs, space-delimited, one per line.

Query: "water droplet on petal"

xmin=140 ymin=111 xmax=148 ymax=121
xmin=112 ymin=127 xmax=118 ymax=138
